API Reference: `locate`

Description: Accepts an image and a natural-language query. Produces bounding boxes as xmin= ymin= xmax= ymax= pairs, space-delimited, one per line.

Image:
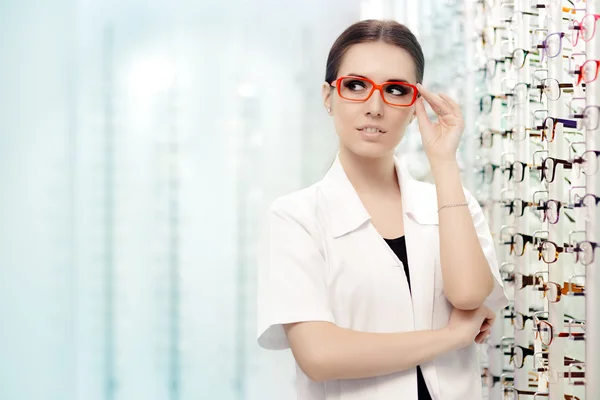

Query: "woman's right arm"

xmin=283 ymin=305 xmax=495 ymax=382
xmin=258 ymin=199 xmax=495 ymax=382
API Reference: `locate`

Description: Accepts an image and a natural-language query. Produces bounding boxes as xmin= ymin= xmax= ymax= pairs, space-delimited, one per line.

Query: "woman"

xmin=256 ymin=19 xmax=508 ymax=400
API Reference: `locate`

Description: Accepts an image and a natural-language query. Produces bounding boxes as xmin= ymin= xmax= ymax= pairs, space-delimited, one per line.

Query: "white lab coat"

xmin=256 ymin=152 xmax=509 ymax=400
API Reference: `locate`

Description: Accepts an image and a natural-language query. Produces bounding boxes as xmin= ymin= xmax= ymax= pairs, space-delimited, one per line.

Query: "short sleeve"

xmin=465 ymin=189 xmax=510 ymax=313
xmin=256 ymin=200 xmax=335 ymax=351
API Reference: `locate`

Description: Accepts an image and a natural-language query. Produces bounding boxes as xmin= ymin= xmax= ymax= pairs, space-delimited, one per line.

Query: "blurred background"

xmin=0 ymin=0 xmax=473 ymax=399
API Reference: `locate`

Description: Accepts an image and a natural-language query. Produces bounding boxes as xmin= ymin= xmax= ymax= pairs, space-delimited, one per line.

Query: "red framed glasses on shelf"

xmin=572 ymin=14 xmax=600 ymax=46
xmin=575 ymin=60 xmax=600 ymax=86
xmin=330 ymin=76 xmax=419 ymax=107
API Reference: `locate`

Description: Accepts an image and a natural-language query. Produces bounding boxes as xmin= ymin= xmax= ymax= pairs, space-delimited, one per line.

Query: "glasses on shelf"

xmin=503 ymin=161 xmax=537 ymax=182
xmin=537 ymin=78 xmax=574 ymax=102
xmin=538 ymin=366 xmax=585 ymax=385
xmin=508 ymin=48 xmax=541 ymax=69
xmin=531 ymin=350 xmax=585 ymax=372
xmin=572 ymin=150 xmax=600 ymax=177
xmin=532 ymin=312 xmax=586 ymax=346
xmin=572 ymin=13 xmax=600 ymax=46
xmin=512 ymin=311 xmax=577 ymax=330
xmin=510 ymin=344 xmax=537 ymax=369
xmin=503 ymin=198 xmax=535 ymax=216
xmin=571 ymin=105 xmax=600 ymax=130
xmin=566 ymin=240 xmax=599 ymax=265
xmin=540 ymin=156 xmax=573 ymax=182
xmin=511 ymin=82 xmax=532 ymax=104
xmin=537 ymin=199 xmax=574 ymax=224
xmin=508 ymin=125 xmax=543 ymax=141
xmin=486 ymin=58 xmax=508 ymax=78
xmin=507 ymin=272 xmax=543 ymax=291
xmin=537 ymin=32 xmax=572 ymax=61
xmin=503 ymin=233 xmax=543 ymax=256
xmin=536 ymin=280 xmax=585 ymax=302
xmin=480 ymin=94 xmax=509 ymax=113
xmin=330 ymin=76 xmax=419 ymax=106
xmin=575 ymin=60 xmax=600 ymax=86
xmin=540 ymin=117 xmax=579 ymax=142
xmin=503 ymin=387 xmax=580 ymax=400
xmin=569 ymin=188 xmax=599 ymax=221
xmin=481 ymin=367 xmax=514 ymax=388
xmin=537 ymin=239 xmax=570 ymax=263
xmin=478 ymin=128 xmax=510 ymax=148
xmin=508 ymin=343 xmax=581 ymax=370
xmin=478 ymin=162 xmax=502 ymax=183
xmin=573 ymin=192 xmax=600 ymax=210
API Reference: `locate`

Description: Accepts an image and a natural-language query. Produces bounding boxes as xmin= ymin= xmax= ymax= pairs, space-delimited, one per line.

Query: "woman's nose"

xmin=365 ymin=89 xmax=384 ymax=117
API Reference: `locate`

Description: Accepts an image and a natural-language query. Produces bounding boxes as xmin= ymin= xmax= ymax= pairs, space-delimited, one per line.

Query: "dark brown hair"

xmin=324 ymin=19 xmax=424 ymax=85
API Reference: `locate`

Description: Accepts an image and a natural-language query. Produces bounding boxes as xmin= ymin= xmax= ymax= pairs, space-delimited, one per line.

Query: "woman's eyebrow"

xmin=347 ymin=73 xmax=410 ymax=83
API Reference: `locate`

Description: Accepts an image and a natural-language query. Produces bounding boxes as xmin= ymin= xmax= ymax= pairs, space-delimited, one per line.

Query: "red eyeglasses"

xmin=575 ymin=60 xmax=600 ymax=86
xmin=330 ymin=76 xmax=419 ymax=107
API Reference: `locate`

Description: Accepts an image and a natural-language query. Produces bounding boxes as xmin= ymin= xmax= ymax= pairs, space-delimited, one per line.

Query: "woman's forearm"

xmin=430 ymin=159 xmax=494 ymax=310
xmin=287 ymin=322 xmax=462 ymax=382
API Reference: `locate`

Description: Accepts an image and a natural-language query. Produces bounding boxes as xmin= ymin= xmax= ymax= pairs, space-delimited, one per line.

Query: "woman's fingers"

xmin=438 ymin=92 xmax=463 ymax=119
xmin=475 ymin=329 xmax=490 ymax=344
xmin=480 ymin=320 xmax=492 ymax=331
xmin=416 ymin=83 xmax=454 ymax=117
xmin=414 ymin=97 xmax=433 ymax=131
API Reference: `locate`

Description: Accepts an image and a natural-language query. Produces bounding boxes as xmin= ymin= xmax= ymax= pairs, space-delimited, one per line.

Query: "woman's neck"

xmin=338 ymin=147 xmax=400 ymax=195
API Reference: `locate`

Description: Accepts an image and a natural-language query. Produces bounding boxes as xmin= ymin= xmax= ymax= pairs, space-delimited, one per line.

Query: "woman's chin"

xmin=345 ymin=141 xmax=393 ymax=159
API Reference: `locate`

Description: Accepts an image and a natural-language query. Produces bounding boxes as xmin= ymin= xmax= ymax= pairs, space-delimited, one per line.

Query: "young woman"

xmin=256 ymin=19 xmax=509 ymax=400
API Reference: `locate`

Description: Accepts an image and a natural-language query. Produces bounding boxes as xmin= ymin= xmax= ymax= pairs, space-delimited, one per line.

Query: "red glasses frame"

xmin=331 ymin=75 xmax=419 ymax=107
xmin=576 ymin=60 xmax=600 ymax=86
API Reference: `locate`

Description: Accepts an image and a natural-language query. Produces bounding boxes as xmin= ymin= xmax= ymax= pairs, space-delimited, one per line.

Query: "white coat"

xmin=256 ymin=152 xmax=509 ymax=400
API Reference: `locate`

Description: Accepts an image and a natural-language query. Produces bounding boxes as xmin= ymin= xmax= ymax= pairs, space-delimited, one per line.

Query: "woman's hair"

xmin=324 ymin=19 xmax=425 ymax=85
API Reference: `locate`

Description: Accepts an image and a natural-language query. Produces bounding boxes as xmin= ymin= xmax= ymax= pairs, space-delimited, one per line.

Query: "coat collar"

xmin=318 ymin=151 xmax=438 ymax=238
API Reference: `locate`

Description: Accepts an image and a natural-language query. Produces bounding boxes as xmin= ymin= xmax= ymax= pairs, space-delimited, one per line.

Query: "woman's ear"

xmin=322 ymin=82 xmax=333 ymax=114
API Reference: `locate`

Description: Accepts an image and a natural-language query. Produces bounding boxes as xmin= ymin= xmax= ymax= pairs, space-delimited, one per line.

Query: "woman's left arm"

xmin=430 ymin=159 xmax=494 ymax=310
xmin=414 ymin=83 xmax=495 ymax=310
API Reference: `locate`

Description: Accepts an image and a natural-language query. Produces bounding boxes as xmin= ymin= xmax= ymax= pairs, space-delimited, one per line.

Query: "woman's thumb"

xmin=414 ymin=97 xmax=431 ymax=132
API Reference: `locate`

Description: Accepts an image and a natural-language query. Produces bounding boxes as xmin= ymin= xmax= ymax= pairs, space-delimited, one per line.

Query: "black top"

xmin=383 ymin=235 xmax=433 ymax=400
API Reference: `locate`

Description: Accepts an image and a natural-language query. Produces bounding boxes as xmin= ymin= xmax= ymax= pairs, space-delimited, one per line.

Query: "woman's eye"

xmin=345 ymin=80 xmax=367 ymax=91
xmin=386 ymin=84 xmax=409 ymax=96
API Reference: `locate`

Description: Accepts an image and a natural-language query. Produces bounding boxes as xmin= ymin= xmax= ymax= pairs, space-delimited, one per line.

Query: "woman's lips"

xmin=358 ymin=128 xmax=384 ymax=139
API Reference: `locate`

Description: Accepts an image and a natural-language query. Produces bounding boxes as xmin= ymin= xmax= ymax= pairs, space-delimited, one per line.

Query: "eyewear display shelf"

xmin=471 ymin=0 xmax=599 ymax=399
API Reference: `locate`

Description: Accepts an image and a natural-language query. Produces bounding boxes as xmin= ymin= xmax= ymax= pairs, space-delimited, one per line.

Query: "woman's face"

xmin=322 ymin=41 xmax=419 ymax=159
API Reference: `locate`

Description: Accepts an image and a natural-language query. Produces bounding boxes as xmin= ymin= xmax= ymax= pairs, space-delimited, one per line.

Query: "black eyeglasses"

xmin=478 ymin=162 xmax=502 ymax=183
xmin=566 ymin=240 xmax=599 ymax=266
xmin=503 ymin=198 xmax=535 ymax=216
xmin=540 ymin=156 xmax=573 ymax=182
xmin=503 ymin=233 xmax=543 ymax=256
xmin=573 ymin=150 xmax=600 ymax=177
xmin=512 ymin=272 xmax=543 ymax=290
xmin=503 ymin=161 xmax=537 ymax=182
xmin=512 ymin=311 xmax=577 ymax=330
